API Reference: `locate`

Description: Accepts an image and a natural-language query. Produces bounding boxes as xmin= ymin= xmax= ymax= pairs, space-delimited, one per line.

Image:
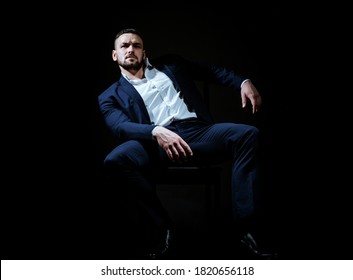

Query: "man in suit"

xmin=98 ymin=28 xmax=276 ymax=259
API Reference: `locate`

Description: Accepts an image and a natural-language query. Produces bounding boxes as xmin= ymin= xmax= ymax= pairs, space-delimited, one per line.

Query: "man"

xmin=98 ymin=28 xmax=277 ymax=259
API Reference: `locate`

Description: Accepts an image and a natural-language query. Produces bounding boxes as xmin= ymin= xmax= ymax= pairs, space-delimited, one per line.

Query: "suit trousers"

xmin=104 ymin=119 xmax=259 ymax=230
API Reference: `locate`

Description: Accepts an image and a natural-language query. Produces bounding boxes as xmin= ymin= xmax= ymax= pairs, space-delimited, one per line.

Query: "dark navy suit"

xmin=98 ymin=54 xmax=259 ymax=230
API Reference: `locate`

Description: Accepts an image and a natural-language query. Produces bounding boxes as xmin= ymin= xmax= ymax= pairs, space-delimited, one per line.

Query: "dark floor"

xmin=3 ymin=179 xmax=353 ymax=260
xmin=84 ymin=184 xmax=353 ymax=261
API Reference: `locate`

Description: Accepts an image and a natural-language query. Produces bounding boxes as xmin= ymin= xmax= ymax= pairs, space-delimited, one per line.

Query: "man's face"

xmin=112 ymin=33 xmax=145 ymax=71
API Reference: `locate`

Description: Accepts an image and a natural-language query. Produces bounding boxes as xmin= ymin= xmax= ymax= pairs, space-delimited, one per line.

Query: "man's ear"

xmin=112 ymin=50 xmax=117 ymax=61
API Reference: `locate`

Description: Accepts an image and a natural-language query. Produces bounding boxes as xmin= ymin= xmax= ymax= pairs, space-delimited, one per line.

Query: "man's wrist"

xmin=241 ymin=79 xmax=251 ymax=88
xmin=152 ymin=126 xmax=159 ymax=140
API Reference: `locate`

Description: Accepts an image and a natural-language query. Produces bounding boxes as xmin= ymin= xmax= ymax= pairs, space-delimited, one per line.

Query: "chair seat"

xmin=156 ymin=164 xmax=223 ymax=220
xmin=157 ymin=165 xmax=222 ymax=183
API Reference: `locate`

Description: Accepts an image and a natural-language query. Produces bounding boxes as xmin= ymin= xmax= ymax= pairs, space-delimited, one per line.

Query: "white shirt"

xmin=122 ymin=58 xmax=197 ymax=126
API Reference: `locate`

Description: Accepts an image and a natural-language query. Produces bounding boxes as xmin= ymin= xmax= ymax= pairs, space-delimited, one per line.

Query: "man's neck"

xmin=120 ymin=67 xmax=145 ymax=80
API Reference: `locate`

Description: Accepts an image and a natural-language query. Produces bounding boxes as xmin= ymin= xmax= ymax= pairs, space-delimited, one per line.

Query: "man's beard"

xmin=120 ymin=59 xmax=144 ymax=71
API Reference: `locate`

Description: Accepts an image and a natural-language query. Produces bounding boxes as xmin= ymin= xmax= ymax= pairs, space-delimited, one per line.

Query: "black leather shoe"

xmin=144 ymin=229 xmax=174 ymax=259
xmin=240 ymin=232 xmax=278 ymax=259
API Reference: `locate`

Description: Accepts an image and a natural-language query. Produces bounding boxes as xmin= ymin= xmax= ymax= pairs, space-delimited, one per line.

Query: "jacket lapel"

xmin=118 ymin=76 xmax=151 ymax=123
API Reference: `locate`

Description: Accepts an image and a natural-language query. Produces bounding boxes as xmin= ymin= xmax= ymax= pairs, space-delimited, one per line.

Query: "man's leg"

xmin=104 ymin=140 xmax=173 ymax=257
xmin=174 ymin=121 xmax=277 ymax=258
xmin=173 ymin=121 xmax=258 ymax=220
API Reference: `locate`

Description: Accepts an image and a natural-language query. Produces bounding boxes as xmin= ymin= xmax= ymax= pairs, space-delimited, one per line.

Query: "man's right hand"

xmin=152 ymin=126 xmax=193 ymax=163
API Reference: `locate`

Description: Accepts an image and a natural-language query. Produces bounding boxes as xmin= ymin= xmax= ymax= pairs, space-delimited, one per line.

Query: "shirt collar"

xmin=145 ymin=57 xmax=153 ymax=69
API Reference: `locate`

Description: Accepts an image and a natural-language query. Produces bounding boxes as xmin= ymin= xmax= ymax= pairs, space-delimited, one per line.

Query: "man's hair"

xmin=115 ymin=28 xmax=144 ymax=41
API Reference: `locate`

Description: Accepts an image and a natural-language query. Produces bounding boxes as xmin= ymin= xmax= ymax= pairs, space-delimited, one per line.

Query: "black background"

xmin=3 ymin=3 xmax=352 ymax=260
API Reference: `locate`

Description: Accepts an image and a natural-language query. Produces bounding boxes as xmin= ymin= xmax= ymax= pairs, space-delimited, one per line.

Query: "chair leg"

xmin=204 ymin=182 xmax=221 ymax=221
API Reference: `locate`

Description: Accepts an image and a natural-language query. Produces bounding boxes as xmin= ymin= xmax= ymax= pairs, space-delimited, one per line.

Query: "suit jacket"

xmin=98 ymin=54 xmax=246 ymax=142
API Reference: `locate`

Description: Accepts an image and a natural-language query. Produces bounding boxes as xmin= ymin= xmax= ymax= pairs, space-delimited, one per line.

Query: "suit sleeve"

xmin=98 ymin=85 xmax=157 ymax=142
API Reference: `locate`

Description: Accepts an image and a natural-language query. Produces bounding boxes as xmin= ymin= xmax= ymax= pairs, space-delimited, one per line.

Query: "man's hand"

xmin=152 ymin=126 xmax=193 ymax=163
xmin=240 ymin=80 xmax=262 ymax=114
